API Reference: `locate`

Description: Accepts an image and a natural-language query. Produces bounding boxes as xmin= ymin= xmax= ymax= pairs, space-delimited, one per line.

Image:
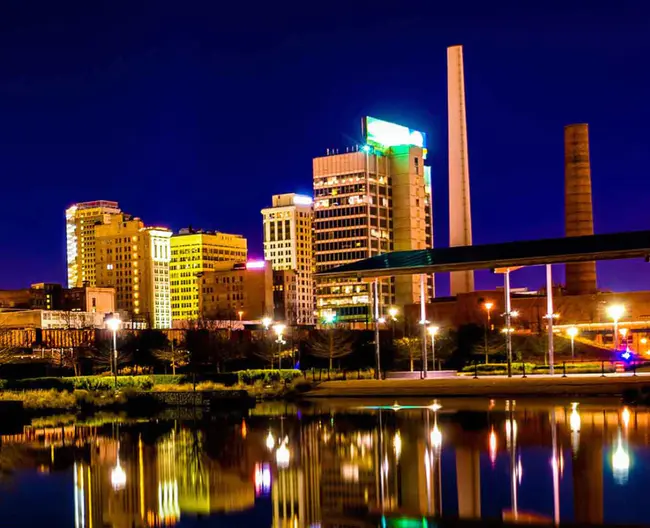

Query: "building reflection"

xmin=1 ymin=401 xmax=648 ymax=526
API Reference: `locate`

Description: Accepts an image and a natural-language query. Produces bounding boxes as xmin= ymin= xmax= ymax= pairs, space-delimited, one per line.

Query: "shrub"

xmin=153 ymin=375 xmax=186 ymax=386
xmin=237 ymin=369 xmax=302 ymax=385
xmin=3 ymin=375 xmax=154 ymax=392
xmin=0 ymin=389 xmax=77 ymax=410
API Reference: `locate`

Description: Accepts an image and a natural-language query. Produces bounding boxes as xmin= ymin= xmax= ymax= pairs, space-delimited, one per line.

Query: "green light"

xmin=364 ymin=116 xmax=426 ymax=149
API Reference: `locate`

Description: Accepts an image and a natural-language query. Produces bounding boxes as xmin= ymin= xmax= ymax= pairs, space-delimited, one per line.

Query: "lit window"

xmin=107 ymin=264 xmax=113 ymax=270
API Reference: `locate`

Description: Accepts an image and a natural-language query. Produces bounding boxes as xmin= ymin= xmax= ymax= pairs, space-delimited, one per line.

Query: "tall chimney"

xmin=447 ymin=45 xmax=475 ymax=295
xmin=564 ymin=124 xmax=597 ymax=294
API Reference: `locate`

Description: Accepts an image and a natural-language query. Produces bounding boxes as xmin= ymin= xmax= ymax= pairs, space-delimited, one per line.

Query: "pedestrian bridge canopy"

xmin=316 ymin=230 xmax=650 ymax=279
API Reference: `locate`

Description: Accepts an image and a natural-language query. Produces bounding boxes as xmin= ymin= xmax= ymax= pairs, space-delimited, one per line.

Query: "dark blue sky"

xmin=1 ymin=1 xmax=649 ymax=294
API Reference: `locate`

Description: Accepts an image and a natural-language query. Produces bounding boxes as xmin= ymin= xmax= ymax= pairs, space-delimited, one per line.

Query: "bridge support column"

xmin=546 ymin=264 xmax=555 ymax=375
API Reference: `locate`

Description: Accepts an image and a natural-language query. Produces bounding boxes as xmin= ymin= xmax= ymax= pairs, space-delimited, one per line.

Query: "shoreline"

xmin=304 ymin=373 xmax=650 ymax=399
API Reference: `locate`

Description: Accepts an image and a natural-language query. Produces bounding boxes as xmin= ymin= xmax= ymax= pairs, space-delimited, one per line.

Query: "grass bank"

xmin=0 ymin=370 xmax=314 ymax=414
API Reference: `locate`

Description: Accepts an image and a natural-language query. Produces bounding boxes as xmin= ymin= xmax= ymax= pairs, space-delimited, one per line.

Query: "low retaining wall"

xmin=150 ymin=390 xmax=253 ymax=408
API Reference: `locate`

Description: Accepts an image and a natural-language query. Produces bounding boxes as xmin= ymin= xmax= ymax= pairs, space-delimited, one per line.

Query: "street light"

xmin=388 ymin=307 xmax=398 ymax=340
xmin=483 ymin=302 xmax=494 ymax=364
xmin=567 ymin=326 xmax=579 ymax=359
xmin=428 ymin=326 xmax=439 ymax=371
xmin=238 ymin=310 xmax=244 ymax=321
xmin=262 ymin=317 xmax=272 ymax=330
xmin=106 ymin=316 xmax=121 ymax=390
xmin=273 ymin=324 xmax=286 ymax=369
xmin=641 ymin=337 xmax=648 ymax=355
xmin=607 ymin=304 xmax=626 ymax=351
xmin=323 ymin=311 xmax=336 ymax=325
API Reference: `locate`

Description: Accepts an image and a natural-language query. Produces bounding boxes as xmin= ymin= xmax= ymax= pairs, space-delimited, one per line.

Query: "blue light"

xmin=621 ymin=349 xmax=632 ymax=361
xmin=361 ymin=144 xmax=371 ymax=152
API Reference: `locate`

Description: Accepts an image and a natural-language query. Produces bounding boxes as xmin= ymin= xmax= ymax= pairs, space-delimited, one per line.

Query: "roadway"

xmin=305 ymin=372 xmax=650 ymax=398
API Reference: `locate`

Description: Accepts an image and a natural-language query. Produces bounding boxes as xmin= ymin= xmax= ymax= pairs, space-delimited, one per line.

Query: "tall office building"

xmin=313 ymin=117 xmax=433 ymax=324
xmin=447 ymin=45 xmax=475 ymax=295
xmin=565 ymin=123 xmax=597 ymax=295
xmin=170 ymin=228 xmax=247 ymax=322
xmin=95 ymin=215 xmax=172 ymax=328
xmin=65 ymin=200 xmax=122 ymax=288
xmin=261 ymin=193 xmax=315 ymax=325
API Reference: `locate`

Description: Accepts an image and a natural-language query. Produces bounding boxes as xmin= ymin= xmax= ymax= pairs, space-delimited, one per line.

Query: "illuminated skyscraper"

xmin=65 ymin=200 xmax=122 ymax=288
xmin=447 ymin=45 xmax=475 ymax=295
xmin=313 ymin=117 xmax=433 ymax=324
xmin=261 ymin=193 xmax=315 ymax=325
xmin=95 ymin=215 xmax=172 ymax=328
xmin=170 ymin=229 xmax=247 ymax=322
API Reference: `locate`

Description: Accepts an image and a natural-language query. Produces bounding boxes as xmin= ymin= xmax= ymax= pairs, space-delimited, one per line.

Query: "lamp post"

xmin=238 ymin=310 xmax=244 ymax=322
xmin=106 ymin=316 xmax=121 ymax=390
xmin=607 ymin=304 xmax=625 ymax=351
xmin=567 ymin=326 xmax=579 ymax=359
xmin=273 ymin=324 xmax=286 ymax=370
xmin=388 ymin=307 xmax=398 ymax=341
xmin=262 ymin=317 xmax=272 ymax=330
xmin=428 ymin=326 xmax=439 ymax=371
xmin=483 ymin=302 xmax=494 ymax=364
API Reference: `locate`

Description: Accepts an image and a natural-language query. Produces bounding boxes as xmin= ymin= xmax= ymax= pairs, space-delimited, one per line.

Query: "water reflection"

xmin=0 ymin=400 xmax=649 ymax=526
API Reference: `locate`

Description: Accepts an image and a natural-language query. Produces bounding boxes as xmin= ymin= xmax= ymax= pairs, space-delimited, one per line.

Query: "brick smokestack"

xmin=564 ymin=124 xmax=597 ymax=294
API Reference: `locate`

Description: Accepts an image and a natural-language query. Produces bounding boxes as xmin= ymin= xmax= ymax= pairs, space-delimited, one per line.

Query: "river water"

xmin=0 ymin=398 xmax=645 ymax=527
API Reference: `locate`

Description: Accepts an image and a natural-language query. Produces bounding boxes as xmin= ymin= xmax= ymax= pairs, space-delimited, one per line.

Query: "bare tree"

xmin=394 ymin=337 xmax=421 ymax=372
xmin=153 ymin=341 xmax=189 ymax=375
xmin=309 ymin=328 xmax=353 ymax=370
xmin=89 ymin=341 xmax=132 ymax=374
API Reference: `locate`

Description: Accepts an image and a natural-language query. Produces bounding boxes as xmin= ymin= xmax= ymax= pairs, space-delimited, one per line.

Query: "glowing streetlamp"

xmin=238 ymin=310 xmax=244 ymax=321
xmin=428 ymin=326 xmax=439 ymax=371
xmin=323 ymin=311 xmax=336 ymax=325
xmin=483 ymin=301 xmax=494 ymax=364
xmin=641 ymin=337 xmax=648 ymax=355
xmin=607 ymin=304 xmax=625 ymax=351
xmin=273 ymin=324 xmax=286 ymax=369
xmin=378 ymin=317 xmax=386 ymax=325
xmin=262 ymin=317 xmax=272 ymax=330
xmin=388 ymin=307 xmax=398 ymax=340
xmin=106 ymin=316 xmax=121 ymax=390
xmin=567 ymin=327 xmax=579 ymax=358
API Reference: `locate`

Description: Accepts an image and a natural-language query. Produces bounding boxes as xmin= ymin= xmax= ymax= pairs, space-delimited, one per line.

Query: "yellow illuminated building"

xmin=65 ymin=200 xmax=122 ymax=288
xmin=95 ymin=215 xmax=172 ymax=328
xmin=170 ymin=229 xmax=247 ymax=322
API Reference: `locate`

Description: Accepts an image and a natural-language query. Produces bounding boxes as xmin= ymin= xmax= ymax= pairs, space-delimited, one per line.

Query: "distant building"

xmin=261 ymin=193 xmax=315 ymax=325
xmin=0 ymin=284 xmax=115 ymax=314
xmin=199 ymin=261 xmax=273 ymax=321
xmin=0 ymin=309 xmax=106 ymax=329
xmin=65 ymin=200 xmax=122 ymax=288
xmin=30 ymin=283 xmax=63 ymax=310
xmin=63 ymin=286 xmax=115 ymax=313
xmin=170 ymin=228 xmax=247 ymax=322
xmin=0 ymin=289 xmax=31 ymax=309
xmin=272 ymin=269 xmax=297 ymax=324
xmin=95 ymin=215 xmax=172 ymax=328
xmin=313 ymin=117 xmax=433 ymax=325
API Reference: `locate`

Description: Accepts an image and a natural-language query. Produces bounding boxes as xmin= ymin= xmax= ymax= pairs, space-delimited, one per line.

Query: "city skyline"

xmin=1 ymin=4 xmax=649 ymax=294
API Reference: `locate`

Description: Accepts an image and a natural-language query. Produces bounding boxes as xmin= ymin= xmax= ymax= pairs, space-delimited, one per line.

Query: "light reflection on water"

xmin=0 ymin=398 xmax=646 ymax=527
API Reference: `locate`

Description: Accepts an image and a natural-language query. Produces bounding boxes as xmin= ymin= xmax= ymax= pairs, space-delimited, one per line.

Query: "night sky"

xmin=1 ymin=1 xmax=649 ymax=295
